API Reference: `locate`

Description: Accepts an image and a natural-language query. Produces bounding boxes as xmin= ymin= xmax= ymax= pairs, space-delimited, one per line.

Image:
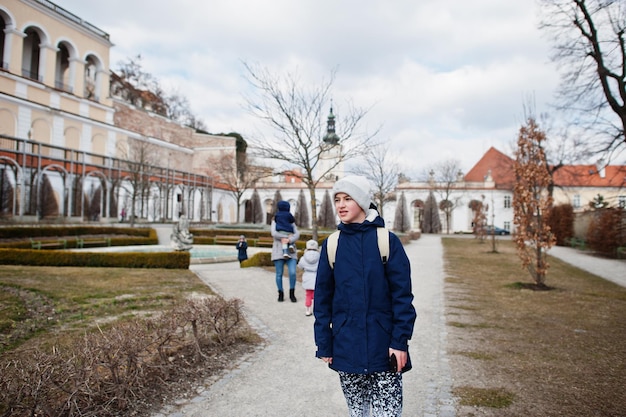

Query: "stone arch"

xmin=31 ymin=118 xmax=51 ymax=140
xmin=217 ymin=201 xmax=224 ymax=223
xmin=0 ymin=108 xmax=17 ymax=137
xmin=83 ymin=53 xmax=103 ymax=100
xmin=412 ymin=199 xmax=424 ymax=232
xmin=0 ymin=8 xmax=15 ymax=71
xmin=21 ymin=25 xmax=48 ymax=82
xmin=54 ymin=39 xmax=76 ymax=92
xmin=83 ymin=170 xmax=109 ymax=221
xmin=0 ymin=156 xmax=22 ymax=217
xmin=263 ymin=198 xmax=273 ymax=225
xmin=64 ymin=126 xmax=80 ymax=150
xmin=91 ymin=132 xmax=106 ymax=155
xmin=36 ymin=164 xmax=68 ymax=218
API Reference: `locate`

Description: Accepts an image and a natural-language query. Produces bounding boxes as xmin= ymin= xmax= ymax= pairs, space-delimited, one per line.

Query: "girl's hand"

xmin=320 ymin=357 xmax=333 ymax=364
xmin=389 ymin=348 xmax=407 ymax=372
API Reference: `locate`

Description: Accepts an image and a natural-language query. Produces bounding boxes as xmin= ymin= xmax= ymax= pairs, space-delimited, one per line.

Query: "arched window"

xmin=0 ymin=16 xmax=6 ymax=70
xmin=55 ymin=43 xmax=71 ymax=92
xmin=84 ymin=54 xmax=99 ymax=100
xmin=412 ymin=199 xmax=424 ymax=232
xmin=22 ymin=27 xmax=41 ymax=81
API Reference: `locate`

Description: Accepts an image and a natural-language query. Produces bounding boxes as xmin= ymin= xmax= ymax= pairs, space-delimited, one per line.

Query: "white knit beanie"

xmin=332 ymin=175 xmax=372 ymax=213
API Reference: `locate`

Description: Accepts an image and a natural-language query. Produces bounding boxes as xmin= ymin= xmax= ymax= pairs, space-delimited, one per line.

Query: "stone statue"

xmin=171 ymin=214 xmax=193 ymax=251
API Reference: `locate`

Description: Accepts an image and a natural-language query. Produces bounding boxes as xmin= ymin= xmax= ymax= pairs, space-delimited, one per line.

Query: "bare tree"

xmin=539 ymin=0 xmax=626 ymax=160
xmin=522 ymin=96 xmax=588 ymax=198
xmin=166 ymin=90 xmax=208 ymax=131
xmin=513 ymin=118 xmax=556 ymax=288
xmin=113 ymin=55 xmax=206 ymax=129
xmin=206 ymin=151 xmax=268 ymax=223
xmin=470 ymin=197 xmax=488 ymax=242
xmin=352 ymin=143 xmax=399 ymax=218
xmin=426 ymin=159 xmax=465 ymax=234
xmin=117 ymin=138 xmax=159 ymax=227
xmin=242 ymin=62 xmax=378 ymax=239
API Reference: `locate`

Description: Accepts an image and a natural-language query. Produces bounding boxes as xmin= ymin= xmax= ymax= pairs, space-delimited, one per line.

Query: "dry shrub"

xmin=547 ymin=203 xmax=574 ymax=246
xmin=0 ymin=296 xmax=254 ymax=417
xmin=172 ymin=297 xmax=244 ymax=352
xmin=586 ymin=208 xmax=626 ymax=257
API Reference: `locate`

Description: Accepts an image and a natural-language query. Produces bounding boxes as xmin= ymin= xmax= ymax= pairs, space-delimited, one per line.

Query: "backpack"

xmin=326 ymin=228 xmax=389 ymax=269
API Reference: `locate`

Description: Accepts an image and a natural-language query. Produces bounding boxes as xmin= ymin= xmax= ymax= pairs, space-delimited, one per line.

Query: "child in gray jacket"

xmin=297 ymin=239 xmax=320 ymax=316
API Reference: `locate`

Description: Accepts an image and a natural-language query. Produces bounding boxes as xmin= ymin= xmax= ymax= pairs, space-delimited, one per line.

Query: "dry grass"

xmin=443 ymin=237 xmax=626 ymax=417
xmin=0 ymin=265 xmax=262 ymax=416
xmin=0 ymin=265 xmax=215 ymax=352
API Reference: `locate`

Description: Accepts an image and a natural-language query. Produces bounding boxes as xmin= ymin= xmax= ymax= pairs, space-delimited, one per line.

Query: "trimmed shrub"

xmin=548 ymin=203 xmax=575 ymax=246
xmin=586 ymin=208 xmax=626 ymax=258
xmin=240 ymin=251 xmax=273 ymax=267
xmin=0 ymin=249 xmax=189 ymax=269
xmin=0 ymin=227 xmax=158 ymax=248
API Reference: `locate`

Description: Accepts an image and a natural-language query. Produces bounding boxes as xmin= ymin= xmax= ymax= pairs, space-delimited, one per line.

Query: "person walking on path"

xmin=314 ymin=175 xmax=417 ymax=417
xmin=271 ymin=203 xmax=301 ymax=302
xmin=236 ymin=235 xmax=248 ymax=265
xmin=297 ymin=239 xmax=320 ymax=316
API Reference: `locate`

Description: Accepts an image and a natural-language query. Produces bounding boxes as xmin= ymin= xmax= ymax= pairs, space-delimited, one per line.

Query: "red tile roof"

xmin=553 ymin=165 xmax=626 ymax=188
xmin=464 ymin=147 xmax=515 ymax=189
xmin=464 ymin=146 xmax=626 ymax=189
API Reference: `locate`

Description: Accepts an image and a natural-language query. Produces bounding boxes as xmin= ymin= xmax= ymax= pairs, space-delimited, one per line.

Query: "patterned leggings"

xmin=338 ymin=371 xmax=403 ymax=417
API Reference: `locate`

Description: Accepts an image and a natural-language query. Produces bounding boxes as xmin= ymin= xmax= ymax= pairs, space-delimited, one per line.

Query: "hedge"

xmin=0 ymin=227 xmax=158 ymax=249
xmin=0 ymin=248 xmax=189 ymax=269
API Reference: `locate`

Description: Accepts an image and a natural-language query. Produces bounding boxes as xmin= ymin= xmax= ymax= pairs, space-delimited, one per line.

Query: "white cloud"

xmin=55 ymin=0 xmax=564 ymax=174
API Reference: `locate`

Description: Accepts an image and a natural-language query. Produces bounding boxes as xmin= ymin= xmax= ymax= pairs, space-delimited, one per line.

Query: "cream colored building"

xmin=0 ymin=0 xmax=115 ymax=153
xmin=0 ymin=0 xmax=239 ymax=223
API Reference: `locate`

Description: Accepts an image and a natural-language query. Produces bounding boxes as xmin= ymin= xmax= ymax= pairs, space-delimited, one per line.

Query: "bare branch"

xmin=242 ymin=61 xmax=379 ymax=238
xmin=539 ymin=0 xmax=626 ymax=159
xmin=351 ymin=143 xmax=399 ymax=218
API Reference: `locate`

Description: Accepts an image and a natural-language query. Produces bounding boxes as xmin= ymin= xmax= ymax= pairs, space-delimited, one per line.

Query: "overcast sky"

xmin=54 ymin=0 xmax=562 ymax=177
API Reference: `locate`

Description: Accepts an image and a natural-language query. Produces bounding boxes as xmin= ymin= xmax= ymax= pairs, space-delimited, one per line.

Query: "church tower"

xmin=318 ymin=105 xmax=344 ymax=181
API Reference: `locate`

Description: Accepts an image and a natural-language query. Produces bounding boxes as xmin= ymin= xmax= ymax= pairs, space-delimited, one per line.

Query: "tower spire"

xmin=323 ymin=101 xmax=340 ymax=145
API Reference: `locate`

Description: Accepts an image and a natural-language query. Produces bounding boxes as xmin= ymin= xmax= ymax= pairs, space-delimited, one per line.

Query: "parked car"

xmin=485 ymin=226 xmax=510 ymax=235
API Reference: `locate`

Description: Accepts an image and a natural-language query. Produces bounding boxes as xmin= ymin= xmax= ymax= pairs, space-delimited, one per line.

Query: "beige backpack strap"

xmin=327 ymin=228 xmax=389 ymax=269
xmin=377 ymin=227 xmax=390 ymax=264
xmin=327 ymin=230 xmax=340 ymax=269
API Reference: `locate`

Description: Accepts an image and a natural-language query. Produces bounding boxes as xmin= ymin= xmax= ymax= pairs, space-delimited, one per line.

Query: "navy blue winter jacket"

xmin=314 ymin=214 xmax=416 ymax=374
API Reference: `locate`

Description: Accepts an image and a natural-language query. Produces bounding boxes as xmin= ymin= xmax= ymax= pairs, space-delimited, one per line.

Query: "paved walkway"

xmin=547 ymin=244 xmax=625 ymax=287
xmin=152 ymin=235 xmax=624 ymax=417
xmin=153 ymin=234 xmax=456 ymax=417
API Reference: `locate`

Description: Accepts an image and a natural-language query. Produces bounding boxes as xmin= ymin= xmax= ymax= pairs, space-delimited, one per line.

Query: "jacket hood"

xmin=277 ymin=201 xmax=290 ymax=212
xmin=302 ymin=249 xmax=320 ymax=264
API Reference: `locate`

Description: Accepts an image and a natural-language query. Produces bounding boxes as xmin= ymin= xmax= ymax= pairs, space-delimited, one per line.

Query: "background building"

xmin=1 ymin=0 xmax=623 ymax=232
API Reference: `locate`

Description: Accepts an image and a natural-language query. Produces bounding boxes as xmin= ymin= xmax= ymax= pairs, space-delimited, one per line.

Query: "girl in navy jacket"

xmin=314 ymin=175 xmax=416 ymax=417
